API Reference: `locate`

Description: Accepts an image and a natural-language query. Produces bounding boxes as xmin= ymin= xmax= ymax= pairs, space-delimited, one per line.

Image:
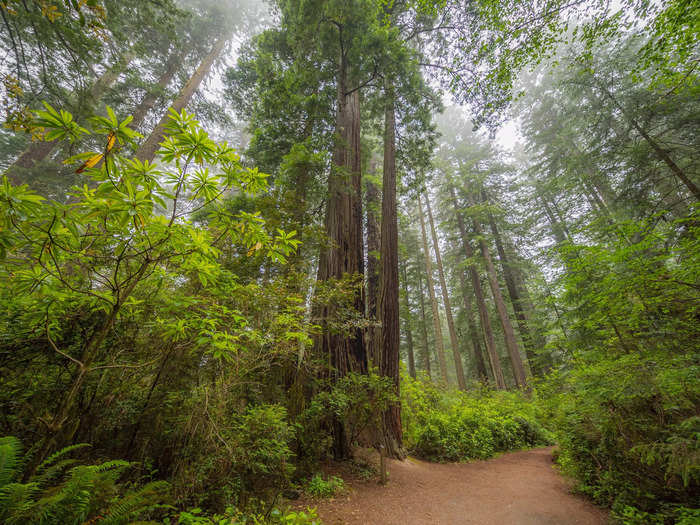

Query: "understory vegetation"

xmin=1 ymin=0 xmax=698 ymax=524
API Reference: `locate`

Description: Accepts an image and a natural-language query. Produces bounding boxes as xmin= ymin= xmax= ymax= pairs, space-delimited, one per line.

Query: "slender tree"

xmin=469 ymin=198 xmax=528 ymax=389
xmin=417 ymin=195 xmax=449 ymax=383
xmin=136 ymin=37 xmax=227 ymax=162
xmin=449 ymin=184 xmax=506 ymax=388
xmin=425 ymin=194 xmax=467 ymax=389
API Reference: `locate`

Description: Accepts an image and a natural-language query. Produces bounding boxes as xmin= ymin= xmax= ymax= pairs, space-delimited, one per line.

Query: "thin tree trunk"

xmin=425 ymin=195 xmax=466 ymax=390
xmin=401 ymin=261 xmax=417 ymax=379
xmin=469 ymin=202 xmax=528 ymax=389
xmin=449 ymin=185 xmax=506 ymax=389
xmin=378 ymin=87 xmax=403 ymax=458
xmin=417 ymin=195 xmax=449 ymax=384
xmin=416 ymin=263 xmax=432 ymax=379
xmin=135 ymin=37 xmax=226 ymax=163
xmin=366 ymin=163 xmax=381 ymax=368
xmin=457 ymin=269 xmax=489 ymax=382
xmin=485 ymin=204 xmax=543 ymax=376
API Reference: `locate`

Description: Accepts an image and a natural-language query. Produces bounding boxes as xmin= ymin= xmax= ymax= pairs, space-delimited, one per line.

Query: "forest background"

xmin=0 ymin=1 xmax=697 ymax=524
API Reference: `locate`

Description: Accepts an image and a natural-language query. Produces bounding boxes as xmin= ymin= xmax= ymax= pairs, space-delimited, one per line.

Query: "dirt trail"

xmin=307 ymin=447 xmax=608 ymax=525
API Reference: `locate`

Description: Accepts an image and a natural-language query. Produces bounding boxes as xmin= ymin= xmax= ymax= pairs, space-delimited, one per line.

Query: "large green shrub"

xmin=542 ymin=354 xmax=699 ymax=524
xmin=401 ymin=374 xmax=552 ymax=462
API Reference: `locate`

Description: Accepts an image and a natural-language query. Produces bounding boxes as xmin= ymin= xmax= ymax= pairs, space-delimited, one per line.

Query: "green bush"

xmin=306 ymin=474 xmax=345 ymax=498
xmin=401 ymin=374 xmax=552 ymax=462
xmin=541 ymin=353 xmax=699 ymax=524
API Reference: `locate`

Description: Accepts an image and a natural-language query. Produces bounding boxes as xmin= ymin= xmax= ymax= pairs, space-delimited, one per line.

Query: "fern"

xmin=0 ymin=436 xmax=169 ymax=525
xmin=0 ymin=436 xmax=23 ymax=487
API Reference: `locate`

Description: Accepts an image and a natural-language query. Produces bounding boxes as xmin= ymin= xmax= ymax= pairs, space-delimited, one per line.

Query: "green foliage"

xmin=295 ymin=372 xmax=397 ymax=470
xmin=0 ymin=436 xmax=168 ymax=525
xmin=170 ymin=505 xmax=320 ymax=525
xmin=401 ymin=374 xmax=552 ymax=462
xmin=305 ymin=474 xmax=344 ymax=499
xmin=538 ymin=215 xmax=700 ymax=523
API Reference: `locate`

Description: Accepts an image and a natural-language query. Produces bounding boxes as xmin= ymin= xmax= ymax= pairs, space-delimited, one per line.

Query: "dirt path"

xmin=305 ymin=447 xmax=608 ymax=525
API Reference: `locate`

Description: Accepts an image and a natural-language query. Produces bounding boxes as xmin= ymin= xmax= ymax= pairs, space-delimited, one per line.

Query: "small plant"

xmin=349 ymin=459 xmax=377 ymax=481
xmin=169 ymin=505 xmax=320 ymax=524
xmin=306 ymin=474 xmax=345 ymax=498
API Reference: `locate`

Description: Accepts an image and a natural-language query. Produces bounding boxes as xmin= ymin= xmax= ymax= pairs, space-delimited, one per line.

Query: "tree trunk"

xmin=457 ymin=269 xmax=489 ymax=382
xmin=378 ymin=88 xmax=403 ymax=458
xmin=365 ymin=162 xmax=381 ymax=368
xmin=469 ymin=202 xmax=528 ymax=389
xmin=449 ymin=185 xmax=506 ymax=389
xmin=401 ymin=261 xmax=417 ymax=379
xmin=130 ymin=50 xmax=184 ymax=131
xmin=485 ymin=204 xmax=543 ymax=376
xmin=416 ymin=263 xmax=432 ymax=379
xmin=417 ymin=195 xmax=449 ymax=384
xmin=425 ymin=195 xmax=467 ymax=390
xmin=313 ymin=52 xmax=366 ymax=459
xmin=135 ymin=37 xmax=226 ymax=163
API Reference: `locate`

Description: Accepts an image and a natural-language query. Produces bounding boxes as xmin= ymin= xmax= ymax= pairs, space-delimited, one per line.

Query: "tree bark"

xmin=425 ymin=195 xmax=467 ymax=390
xmin=416 ymin=262 xmax=432 ymax=379
xmin=365 ymin=162 xmax=381 ymax=368
xmin=449 ymin=185 xmax=506 ymax=389
xmin=401 ymin=261 xmax=417 ymax=379
xmin=469 ymin=201 xmax=528 ymax=389
xmin=457 ymin=268 xmax=489 ymax=382
xmin=378 ymin=88 xmax=403 ymax=457
xmin=135 ymin=37 xmax=226 ymax=163
xmin=485 ymin=203 xmax=543 ymax=376
xmin=130 ymin=50 xmax=184 ymax=131
xmin=417 ymin=195 xmax=449 ymax=384
xmin=313 ymin=49 xmax=366 ymax=459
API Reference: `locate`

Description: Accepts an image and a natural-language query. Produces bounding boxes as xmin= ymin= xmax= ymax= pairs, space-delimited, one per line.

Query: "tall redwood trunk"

xmin=449 ymin=184 xmax=506 ymax=389
xmin=135 ymin=37 xmax=226 ymax=163
xmin=457 ymin=268 xmax=489 ymax=382
xmin=417 ymin=195 xmax=449 ymax=384
xmin=469 ymin=201 xmax=528 ymax=389
xmin=401 ymin=261 xmax=417 ymax=379
xmin=425 ymin=195 xmax=467 ymax=390
xmin=378 ymin=86 xmax=403 ymax=458
xmin=313 ymin=51 xmax=366 ymax=459
xmin=416 ymin=264 xmax=432 ymax=378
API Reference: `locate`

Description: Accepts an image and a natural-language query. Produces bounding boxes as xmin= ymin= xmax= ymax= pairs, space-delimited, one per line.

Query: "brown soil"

xmin=299 ymin=447 xmax=609 ymax=525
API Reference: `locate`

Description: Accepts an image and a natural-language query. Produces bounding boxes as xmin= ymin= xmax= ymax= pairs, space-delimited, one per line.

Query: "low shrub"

xmin=170 ymin=505 xmax=320 ymax=524
xmin=401 ymin=373 xmax=552 ymax=462
xmin=306 ymin=474 xmax=345 ymax=498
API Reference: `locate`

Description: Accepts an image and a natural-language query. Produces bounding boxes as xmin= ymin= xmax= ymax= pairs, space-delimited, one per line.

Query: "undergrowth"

xmin=401 ymin=373 xmax=552 ymax=462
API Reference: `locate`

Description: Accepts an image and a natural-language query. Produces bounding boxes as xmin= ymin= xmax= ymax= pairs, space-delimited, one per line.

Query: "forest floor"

xmin=297 ymin=447 xmax=609 ymax=525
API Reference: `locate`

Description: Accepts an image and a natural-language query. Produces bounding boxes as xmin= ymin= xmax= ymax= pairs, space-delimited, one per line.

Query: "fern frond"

xmin=100 ymin=480 xmax=170 ymax=525
xmin=0 ymin=436 xmax=23 ymax=487
xmin=34 ymin=442 xmax=90 ymax=477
